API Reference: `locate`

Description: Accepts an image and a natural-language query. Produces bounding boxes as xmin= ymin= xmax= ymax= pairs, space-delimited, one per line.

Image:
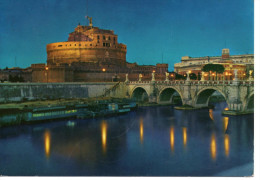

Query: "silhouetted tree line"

xmin=8 ymin=75 xmax=24 ymax=82
xmin=173 ymin=72 xmax=199 ymax=80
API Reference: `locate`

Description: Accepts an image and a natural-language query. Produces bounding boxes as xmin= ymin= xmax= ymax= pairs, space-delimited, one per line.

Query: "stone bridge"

xmin=124 ymin=79 xmax=254 ymax=112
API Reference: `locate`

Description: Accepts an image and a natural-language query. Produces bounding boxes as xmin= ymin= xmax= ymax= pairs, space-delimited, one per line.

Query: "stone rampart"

xmin=0 ymin=82 xmax=118 ymax=103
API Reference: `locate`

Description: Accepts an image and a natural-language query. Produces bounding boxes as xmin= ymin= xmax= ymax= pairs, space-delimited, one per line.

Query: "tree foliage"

xmin=174 ymin=72 xmax=185 ymax=80
xmin=189 ymin=73 xmax=197 ymax=80
xmin=202 ymin=64 xmax=225 ymax=74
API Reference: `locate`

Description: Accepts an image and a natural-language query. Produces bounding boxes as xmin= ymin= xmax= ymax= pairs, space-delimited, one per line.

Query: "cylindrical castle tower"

xmin=46 ymin=19 xmax=127 ymax=66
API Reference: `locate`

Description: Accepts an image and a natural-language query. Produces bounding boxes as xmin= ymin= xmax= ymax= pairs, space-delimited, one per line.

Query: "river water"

xmin=0 ymin=102 xmax=254 ymax=176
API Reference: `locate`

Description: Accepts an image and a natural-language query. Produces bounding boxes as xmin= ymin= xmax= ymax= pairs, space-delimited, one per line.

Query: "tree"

xmin=189 ymin=73 xmax=197 ymax=80
xmin=174 ymin=72 xmax=185 ymax=80
xmin=202 ymin=64 xmax=225 ymax=80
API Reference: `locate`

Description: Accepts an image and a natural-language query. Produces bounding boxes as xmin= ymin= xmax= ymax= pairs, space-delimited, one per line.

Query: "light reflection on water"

xmin=101 ymin=120 xmax=107 ymax=153
xmin=44 ymin=130 xmax=51 ymax=159
xmin=210 ymin=133 xmax=217 ymax=161
xmin=139 ymin=118 xmax=143 ymax=144
xmin=0 ymin=102 xmax=254 ymax=176
xmin=182 ymin=127 xmax=187 ymax=149
xmin=170 ymin=126 xmax=174 ymax=152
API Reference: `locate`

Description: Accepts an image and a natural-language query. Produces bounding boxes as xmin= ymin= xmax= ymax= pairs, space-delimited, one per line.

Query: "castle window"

xmin=79 ymin=44 xmax=81 ymax=46
xmin=58 ymin=45 xmax=62 ymax=47
xmin=114 ymin=37 xmax=116 ymax=41
xmin=97 ymin=35 xmax=100 ymax=39
xmin=98 ymin=40 xmax=100 ymax=43
xmin=90 ymin=44 xmax=92 ymax=46
xmin=103 ymin=36 xmax=105 ymax=40
xmin=75 ymin=44 xmax=76 ymax=46
xmin=70 ymin=44 xmax=71 ymax=46
xmin=103 ymin=43 xmax=106 ymax=47
xmin=108 ymin=36 xmax=111 ymax=40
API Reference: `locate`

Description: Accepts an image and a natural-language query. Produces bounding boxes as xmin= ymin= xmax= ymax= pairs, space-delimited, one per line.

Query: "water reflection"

xmin=209 ymin=109 xmax=214 ymax=121
xmin=140 ymin=119 xmax=144 ymax=144
xmin=182 ymin=127 xmax=187 ymax=148
xmin=44 ymin=130 xmax=51 ymax=159
xmin=101 ymin=121 xmax=107 ymax=153
xmin=223 ymin=117 xmax=229 ymax=132
xmin=224 ymin=134 xmax=230 ymax=157
xmin=170 ymin=126 xmax=175 ymax=152
xmin=210 ymin=133 xmax=217 ymax=161
xmin=0 ymin=104 xmax=254 ymax=176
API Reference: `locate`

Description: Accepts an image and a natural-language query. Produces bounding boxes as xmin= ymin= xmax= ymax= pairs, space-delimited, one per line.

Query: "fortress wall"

xmin=0 ymin=83 xmax=117 ymax=103
xmin=46 ymin=42 xmax=126 ymax=65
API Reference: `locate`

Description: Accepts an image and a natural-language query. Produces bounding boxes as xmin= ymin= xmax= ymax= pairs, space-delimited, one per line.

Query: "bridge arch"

xmin=130 ymin=86 xmax=149 ymax=102
xmin=158 ymin=87 xmax=183 ymax=105
xmin=244 ymin=92 xmax=254 ymax=111
xmin=194 ymin=87 xmax=228 ymax=108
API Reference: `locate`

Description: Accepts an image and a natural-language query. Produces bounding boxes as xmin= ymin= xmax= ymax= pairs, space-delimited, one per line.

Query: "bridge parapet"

xmin=127 ymin=80 xmax=254 ymax=86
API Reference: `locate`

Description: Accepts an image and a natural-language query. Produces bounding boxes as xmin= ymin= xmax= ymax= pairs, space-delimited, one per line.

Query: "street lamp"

xmin=212 ymin=73 xmax=215 ymax=81
xmin=45 ymin=66 xmax=49 ymax=83
xmin=102 ymin=68 xmax=106 ymax=82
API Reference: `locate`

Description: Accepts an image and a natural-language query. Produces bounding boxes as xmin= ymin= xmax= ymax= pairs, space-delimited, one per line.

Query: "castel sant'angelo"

xmin=31 ymin=17 xmax=168 ymax=82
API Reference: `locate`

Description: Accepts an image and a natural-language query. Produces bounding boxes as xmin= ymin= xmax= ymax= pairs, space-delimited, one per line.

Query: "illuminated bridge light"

xmin=44 ymin=130 xmax=51 ymax=159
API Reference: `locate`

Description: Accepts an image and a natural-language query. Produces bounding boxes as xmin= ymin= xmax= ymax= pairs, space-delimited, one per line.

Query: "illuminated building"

xmin=174 ymin=48 xmax=254 ymax=80
xmin=29 ymin=18 xmax=168 ymax=83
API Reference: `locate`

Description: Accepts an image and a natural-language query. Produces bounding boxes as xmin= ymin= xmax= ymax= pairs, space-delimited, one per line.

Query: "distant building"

xmin=174 ymin=48 xmax=254 ymax=80
xmin=0 ymin=67 xmax=32 ymax=82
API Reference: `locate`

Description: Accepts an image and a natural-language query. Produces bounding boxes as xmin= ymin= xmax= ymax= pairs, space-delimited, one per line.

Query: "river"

xmin=0 ymin=102 xmax=254 ymax=176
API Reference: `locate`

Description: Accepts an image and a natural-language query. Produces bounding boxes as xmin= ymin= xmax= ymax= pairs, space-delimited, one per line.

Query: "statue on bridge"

xmin=125 ymin=74 xmax=129 ymax=82
xmin=201 ymin=72 xmax=205 ymax=81
xmin=151 ymin=72 xmax=155 ymax=82
xmin=249 ymin=70 xmax=254 ymax=81
xmin=186 ymin=71 xmax=190 ymax=81
xmin=165 ymin=72 xmax=169 ymax=82
xmin=234 ymin=69 xmax=238 ymax=81
xmin=139 ymin=74 xmax=142 ymax=82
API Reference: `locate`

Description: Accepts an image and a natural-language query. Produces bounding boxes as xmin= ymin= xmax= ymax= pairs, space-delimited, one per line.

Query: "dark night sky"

xmin=0 ymin=0 xmax=254 ymax=71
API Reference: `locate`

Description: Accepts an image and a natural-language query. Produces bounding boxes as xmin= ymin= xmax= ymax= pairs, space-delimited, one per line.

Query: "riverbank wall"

xmin=0 ymin=82 xmax=127 ymax=103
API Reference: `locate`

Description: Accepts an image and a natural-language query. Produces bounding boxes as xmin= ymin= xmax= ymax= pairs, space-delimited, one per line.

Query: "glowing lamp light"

xmin=45 ymin=66 xmax=49 ymax=71
xmin=102 ymin=68 xmax=106 ymax=72
xmin=170 ymin=74 xmax=174 ymax=77
xmin=212 ymin=73 xmax=215 ymax=76
xmin=153 ymin=70 xmax=155 ymax=73
xmin=188 ymin=70 xmax=191 ymax=73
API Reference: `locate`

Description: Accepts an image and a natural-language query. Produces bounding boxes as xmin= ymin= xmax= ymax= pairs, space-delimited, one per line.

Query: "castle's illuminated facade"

xmin=46 ymin=18 xmax=127 ymax=66
xmin=29 ymin=18 xmax=168 ymax=82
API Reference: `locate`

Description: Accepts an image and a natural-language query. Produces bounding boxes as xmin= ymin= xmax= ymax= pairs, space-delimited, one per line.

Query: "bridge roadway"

xmin=124 ymin=79 xmax=254 ymax=113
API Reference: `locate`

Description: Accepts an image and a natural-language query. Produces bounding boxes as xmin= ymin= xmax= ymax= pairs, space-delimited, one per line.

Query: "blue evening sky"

xmin=0 ymin=0 xmax=254 ymax=71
